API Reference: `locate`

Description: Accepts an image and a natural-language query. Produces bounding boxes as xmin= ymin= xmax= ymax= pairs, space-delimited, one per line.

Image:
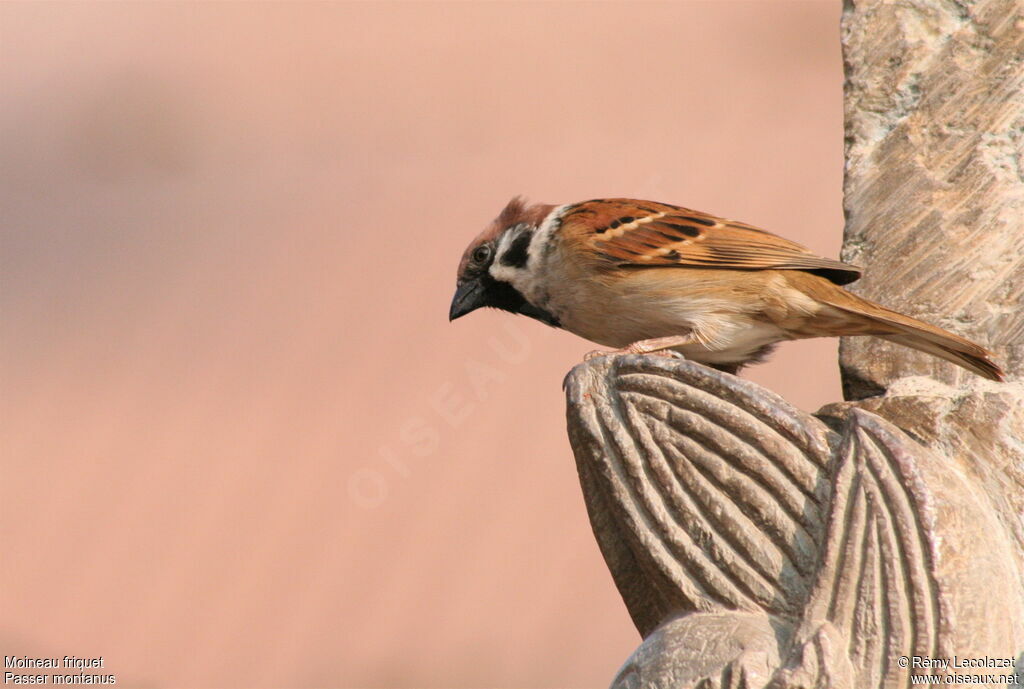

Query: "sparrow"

xmin=448 ymin=197 xmax=1004 ymax=381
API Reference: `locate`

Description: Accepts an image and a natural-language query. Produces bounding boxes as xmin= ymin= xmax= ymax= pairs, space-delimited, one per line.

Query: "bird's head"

xmin=448 ymin=196 xmax=557 ymax=325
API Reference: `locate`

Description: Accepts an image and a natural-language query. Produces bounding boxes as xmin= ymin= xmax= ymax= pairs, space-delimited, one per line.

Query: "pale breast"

xmin=537 ymin=252 xmax=801 ymax=364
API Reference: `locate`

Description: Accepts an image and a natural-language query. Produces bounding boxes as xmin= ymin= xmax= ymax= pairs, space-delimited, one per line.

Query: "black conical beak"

xmin=449 ymin=279 xmax=485 ymax=321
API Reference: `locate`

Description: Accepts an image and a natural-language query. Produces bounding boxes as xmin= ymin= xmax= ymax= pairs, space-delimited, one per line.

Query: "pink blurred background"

xmin=0 ymin=2 xmax=843 ymax=687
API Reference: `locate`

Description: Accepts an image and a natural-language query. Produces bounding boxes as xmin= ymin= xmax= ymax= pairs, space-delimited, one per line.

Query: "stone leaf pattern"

xmin=770 ymin=409 xmax=955 ymax=689
xmin=566 ymin=354 xmax=835 ymax=638
xmin=564 ymin=355 xmax=1021 ymax=688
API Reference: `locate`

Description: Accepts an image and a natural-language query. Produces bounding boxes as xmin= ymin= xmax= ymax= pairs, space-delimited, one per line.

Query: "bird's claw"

xmin=583 ymin=348 xmax=685 ymax=362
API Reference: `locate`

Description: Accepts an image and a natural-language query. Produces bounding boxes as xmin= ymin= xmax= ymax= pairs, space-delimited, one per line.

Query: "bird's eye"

xmin=472 ymin=245 xmax=492 ymax=264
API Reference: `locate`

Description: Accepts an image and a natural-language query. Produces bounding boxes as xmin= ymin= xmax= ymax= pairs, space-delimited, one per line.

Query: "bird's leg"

xmin=584 ymin=335 xmax=693 ymax=361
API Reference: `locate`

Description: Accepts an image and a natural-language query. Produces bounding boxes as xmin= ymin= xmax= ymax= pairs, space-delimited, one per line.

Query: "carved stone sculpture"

xmin=566 ymin=357 xmax=1022 ymax=687
xmin=563 ymin=1 xmax=1024 ymax=686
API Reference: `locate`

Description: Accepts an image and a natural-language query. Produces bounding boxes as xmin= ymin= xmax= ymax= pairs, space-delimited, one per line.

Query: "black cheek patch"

xmin=500 ymin=229 xmax=533 ymax=268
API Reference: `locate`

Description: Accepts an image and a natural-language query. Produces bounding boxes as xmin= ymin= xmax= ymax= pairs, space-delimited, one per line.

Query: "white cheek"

xmin=487 ymin=231 xmax=516 ymax=279
xmin=490 ymin=261 xmax=546 ymax=303
xmin=489 ymin=262 xmax=517 ymax=284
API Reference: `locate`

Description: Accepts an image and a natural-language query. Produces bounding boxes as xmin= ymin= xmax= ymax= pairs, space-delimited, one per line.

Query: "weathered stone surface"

xmin=839 ymin=0 xmax=1024 ymax=395
xmin=611 ymin=612 xmax=792 ymax=689
xmin=566 ymin=356 xmax=835 ymax=638
xmin=566 ymin=356 xmax=1023 ymax=688
xmin=818 ymin=377 xmax=1024 ymax=560
xmin=838 ymin=0 xmax=1024 ymax=603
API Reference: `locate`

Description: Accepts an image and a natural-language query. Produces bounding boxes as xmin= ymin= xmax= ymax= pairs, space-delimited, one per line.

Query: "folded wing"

xmin=560 ymin=198 xmax=863 ymax=285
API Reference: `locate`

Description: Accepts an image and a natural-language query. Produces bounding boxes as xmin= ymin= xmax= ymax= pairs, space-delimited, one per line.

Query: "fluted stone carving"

xmin=566 ymin=357 xmax=833 ymax=637
xmin=565 ymin=357 xmax=1022 ymax=688
xmin=564 ymin=2 xmax=1024 ymax=685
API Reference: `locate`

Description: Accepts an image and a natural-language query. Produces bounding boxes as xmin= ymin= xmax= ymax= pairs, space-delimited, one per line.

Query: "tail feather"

xmin=822 ymin=295 xmax=1005 ymax=382
xmin=877 ymin=332 xmax=1004 ymax=381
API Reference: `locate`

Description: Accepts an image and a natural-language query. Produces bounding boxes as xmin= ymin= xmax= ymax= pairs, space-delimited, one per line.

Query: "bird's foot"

xmin=584 ymin=336 xmax=691 ymax=361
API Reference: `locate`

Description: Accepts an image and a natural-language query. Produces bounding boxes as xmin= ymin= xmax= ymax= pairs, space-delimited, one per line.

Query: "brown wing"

xmin=560 ymin=198 xmax=862 ymax=285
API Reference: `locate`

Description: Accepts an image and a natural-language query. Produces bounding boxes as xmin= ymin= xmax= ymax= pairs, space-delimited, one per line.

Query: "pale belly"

xmin=562 ymin=302 xmax=789 ymax=365
xmin=522 ymin=266 xmax=798 ymax=366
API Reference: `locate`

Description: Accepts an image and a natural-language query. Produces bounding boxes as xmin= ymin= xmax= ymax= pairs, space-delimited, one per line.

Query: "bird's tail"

xmin=822 ymin=293 xmax=1004 ymax=382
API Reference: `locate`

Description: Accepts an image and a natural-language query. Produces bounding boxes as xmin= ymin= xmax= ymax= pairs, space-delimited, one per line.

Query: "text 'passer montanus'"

xmin=449 ymin=197 xmax=1004 ymax=381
